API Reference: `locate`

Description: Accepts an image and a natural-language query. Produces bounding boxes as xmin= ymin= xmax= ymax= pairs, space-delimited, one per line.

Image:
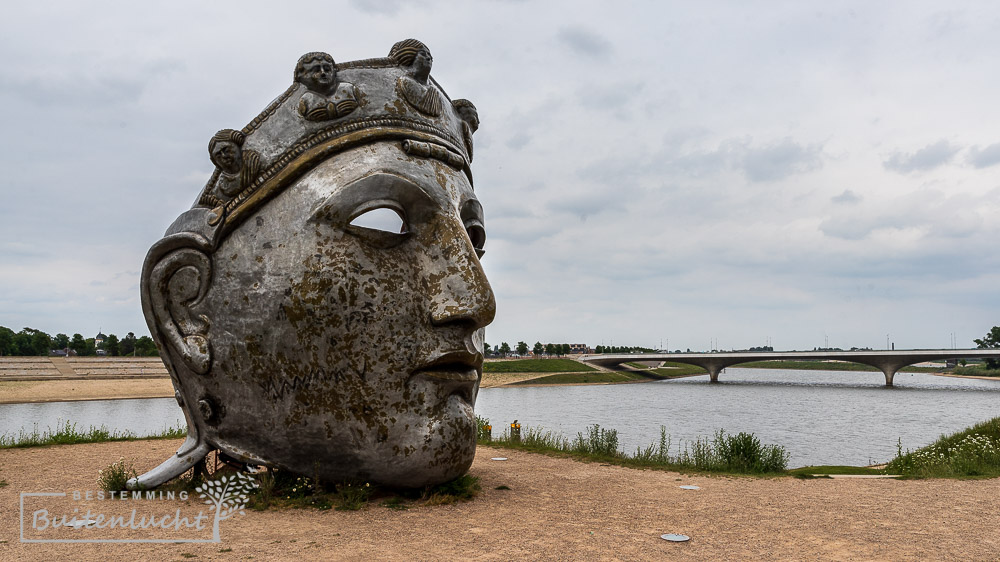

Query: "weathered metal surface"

xmin=132 ymin=39 xmax=494 ymax=489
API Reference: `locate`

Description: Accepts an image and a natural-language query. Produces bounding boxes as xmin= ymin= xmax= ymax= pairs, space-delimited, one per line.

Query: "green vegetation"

xmin=649 ymin=362 xmax=708 ymax=377
xmin=508 ymin=361 xmax=706 ymax=384
xmin=484 ymin=358 xmax=594 ymax=373
xmin=477 ymin=417 xmax=789 ymax=475
xmin=593 ymin=345 xmax=656 ymax=354
xmin=738 ymin=360 xmax=941 ymax=373
xmin=332 ymin=481 xmax=372 ymax=511
xmin=0 ymin=421 xmax=186 ymax=449
xmin=423 ymin=475 xmax=481 ymax=505
xmin=245 ymin=468 xmax=479 ymax=511
xmin=0 ymin=325 xmax=158 ymax=356
xmin=886 ymin=417 xmax=1000 ymax=478
xmin=788 ymin=466 xmax=886 ymax=478
xmin=380 ymin=497 xmax=409 ymax=510
xmin=98 ymin=457 xmax=139 ymax=491
xmin=952 ymin=365 xmax=1000 ymax=378
xmin=512 ymin=371 xmax=650 ymax=385
xmin=974 ymin=326 xmax=1000 ymax=369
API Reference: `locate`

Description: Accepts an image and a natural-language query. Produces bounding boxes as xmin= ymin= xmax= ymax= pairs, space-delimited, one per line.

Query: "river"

xmin=2 ymin=368 xmax=998 ymax=467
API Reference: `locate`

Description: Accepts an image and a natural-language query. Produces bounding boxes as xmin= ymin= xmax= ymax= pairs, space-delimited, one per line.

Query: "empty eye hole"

xmin=350 ymin=207 xmax=406 ymax=233
xmin=467 ymin=224 xmax=486 ymax=258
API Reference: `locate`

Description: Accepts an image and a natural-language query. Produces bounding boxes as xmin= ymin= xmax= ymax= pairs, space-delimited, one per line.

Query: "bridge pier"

xmin=882 ymin=368 xmax=896 ymax=387
xmin=708 ymin=367 xmax=721 ymax=383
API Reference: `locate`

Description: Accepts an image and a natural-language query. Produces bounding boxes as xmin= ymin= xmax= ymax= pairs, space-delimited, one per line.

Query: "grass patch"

xmin=738 ymin=360 xmax=942 ymax=373
xmin=0 ymin=479 xmax=7 ymax=488
xmin=512 ymin=371 xmax=650 ymax=385
xmin=484 ymin=359 xmax=595 ymax=373
xmin=333 ymin=481 xmax=371 ymax=511
xmin=477 ymin=417 xmax=789 ymax=475
xmin=788 ymin=466 xmax=886 ymax=477
xmin=649 ymin=362 xmax=708 ymax=377
xmin=244 ymin=467 xmax=479 ymax=512
xmin=952 ymin=366 xmax=1000 ymax=377
xmin=625 ymin=361 xmax=654 ymax=369
xmin=98 ymin=457 xmax=139 ymax=491
xmin=381 ymin=497 xmax=409 ymax=510
xmin=1 ymin=420 xmax=186 ymax=449
xmin=886 ymin=417 xmax=1000 ymax=478
xmin=422 ymin=474 xmax=481 ymax=505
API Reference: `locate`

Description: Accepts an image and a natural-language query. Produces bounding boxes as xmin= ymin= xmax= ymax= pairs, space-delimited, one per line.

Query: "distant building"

xmin=95 ymin=332 xmax=108 ymax=356
xmin=569 ymin=344 xmax=591 ymax=354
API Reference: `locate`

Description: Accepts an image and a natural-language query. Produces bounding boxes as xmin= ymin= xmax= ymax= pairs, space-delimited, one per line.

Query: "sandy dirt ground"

xmin=2 ymin=439 xmax=999 ymax=561
xmin=0 ymin=379 xmax=177 ymax=404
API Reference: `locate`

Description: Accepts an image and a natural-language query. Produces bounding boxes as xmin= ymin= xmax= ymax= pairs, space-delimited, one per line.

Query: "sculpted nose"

xmin=427 ymin=221 xmax=496 ymax=330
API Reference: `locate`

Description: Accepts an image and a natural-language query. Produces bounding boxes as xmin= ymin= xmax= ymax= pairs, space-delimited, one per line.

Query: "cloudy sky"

xmin=1 ymin=1 xmax=998 ymax=352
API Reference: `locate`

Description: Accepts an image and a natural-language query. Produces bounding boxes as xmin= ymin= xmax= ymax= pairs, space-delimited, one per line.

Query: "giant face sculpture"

xmin=133 ymin=40 xmax=494 ymax=489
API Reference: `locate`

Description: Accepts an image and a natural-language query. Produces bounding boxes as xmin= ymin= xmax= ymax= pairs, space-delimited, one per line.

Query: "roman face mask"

xmin=135 ymin=39 xmax=493 ymax=489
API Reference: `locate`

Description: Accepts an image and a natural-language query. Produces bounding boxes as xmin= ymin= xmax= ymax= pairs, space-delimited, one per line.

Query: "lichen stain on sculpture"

xmin=133 ymin=39 xmax=494 ymax=490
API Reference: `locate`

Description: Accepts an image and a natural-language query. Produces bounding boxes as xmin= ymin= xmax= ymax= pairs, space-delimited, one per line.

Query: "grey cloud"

xmin=0 ymin=73 xmax=145 ymax=107
xmin=556 ymin=26 xmax=613 ymax=58
xmin=819 ymin=190 xmax=986 ymax=241
xmin=740 ymin=138 xmax=823 ymax=182
xmin=0 ymin=58 xmax=179 ymax=109
xmin=577 ymin=135 xmax=822 ymax=189
xmin=883 ymin=140 xmax=960 ymax=173
xmin=577 ymin=82 xmax=645 ymax=118
xmin=0 ymin=242 xmax=50 ymax=259
xmin=673 ymin=141 xmax=737 ymax=178
xmin=817 ymin=216 xmax=876 ymax=241
xmin=546 ymin=189 xmax=628 ymax=221
xmin=967 ymin=143 xmax=1000 ymax=168
xmin=831 ymin=189 xmax=861 ymax=205
xmin=505 ymin=132 xmax=532 ymax=150
xmin=488 ymin=216 xmax=562 ymax=244
xmin=349 ymin=0 xmax=403 ymax=15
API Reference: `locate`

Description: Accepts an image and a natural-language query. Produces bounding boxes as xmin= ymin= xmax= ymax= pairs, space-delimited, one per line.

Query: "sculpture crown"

xmin=191 ymin=39 xmax=479 ymax=242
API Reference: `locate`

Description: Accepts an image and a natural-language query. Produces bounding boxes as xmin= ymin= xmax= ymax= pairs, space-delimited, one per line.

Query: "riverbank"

xmin=1 ymin=438 xmax=998 ymax=559
xmin=5 ymin=369 xmax=999 ymax=404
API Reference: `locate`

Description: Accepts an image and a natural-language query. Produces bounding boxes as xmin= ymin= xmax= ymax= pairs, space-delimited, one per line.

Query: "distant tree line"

xmin=0 ymin=326 xmax=159 ymax=357
xmin=486 ymin=341 xmax=577 ymax=357
xmin=593 ymin=345 xmax=656 ymax=354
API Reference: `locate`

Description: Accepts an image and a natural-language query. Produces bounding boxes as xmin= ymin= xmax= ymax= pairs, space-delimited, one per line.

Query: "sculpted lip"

xmin=411 ymin=351 xmax=483 ymax=382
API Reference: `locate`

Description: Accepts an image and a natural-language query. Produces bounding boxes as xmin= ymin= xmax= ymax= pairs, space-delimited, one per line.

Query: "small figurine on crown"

xmin=389 ymin=39 xmax=443 ymax=116
xmin=295 ymin=52 xmax=361 ymax=121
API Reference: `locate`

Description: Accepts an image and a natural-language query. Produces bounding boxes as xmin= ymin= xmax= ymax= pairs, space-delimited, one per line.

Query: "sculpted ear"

xmin=145 ymin=245 xmax=213 ymax=375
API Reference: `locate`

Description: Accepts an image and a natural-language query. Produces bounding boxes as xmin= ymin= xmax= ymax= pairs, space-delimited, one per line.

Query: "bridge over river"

xmin=580 ymin=349 xmax=1000 ymax=386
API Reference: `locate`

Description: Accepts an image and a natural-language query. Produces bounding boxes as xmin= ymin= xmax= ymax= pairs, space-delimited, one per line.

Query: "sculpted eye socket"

xmin=350 ymin=207 xmax=406 ymax=233
xmin=460 ymin=199 xmax=486 ymax=259
xmin=347 ymin=206 xmax=409 ymax=249
xmin=466 ymin=222 xmax=486 ymax=259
